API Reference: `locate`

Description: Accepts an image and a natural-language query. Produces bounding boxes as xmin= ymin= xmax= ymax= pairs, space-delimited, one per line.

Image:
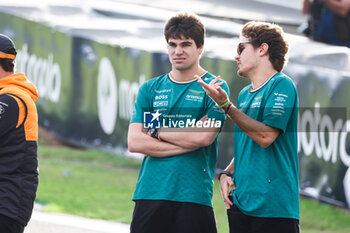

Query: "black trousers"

xmin=0 ymin=214 xmax=24 ymax=233
xmin=130 ymin=199 xmax=217 ymax=233
xmin=227 ymin=204 xmax=300 ymax=233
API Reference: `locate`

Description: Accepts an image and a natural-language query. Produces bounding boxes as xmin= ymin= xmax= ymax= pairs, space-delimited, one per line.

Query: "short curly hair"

xmin=241 ymin=22 xmax=289 ymax=72
xmin=164 ymin=11 xmax=205 ymax=48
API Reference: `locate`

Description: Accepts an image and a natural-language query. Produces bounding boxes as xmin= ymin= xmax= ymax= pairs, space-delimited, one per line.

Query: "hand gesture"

xmin=194 ymin=75 xmax=228 ymax=106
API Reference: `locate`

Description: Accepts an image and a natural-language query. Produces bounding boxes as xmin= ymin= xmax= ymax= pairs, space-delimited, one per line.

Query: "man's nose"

xmin=175 ymin=46 xmax=183 ymax=54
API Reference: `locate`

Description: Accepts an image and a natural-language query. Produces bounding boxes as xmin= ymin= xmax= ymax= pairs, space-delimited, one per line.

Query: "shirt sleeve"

xmin=262 ymin=78 xmax=298 ymax=133
xmin=0 ymin=94 xmax=19 ymax=137
xmin=130 ymin=81 xmax=151 ymax=123
xmin=206 ymin=81 xmax=230 ymax=127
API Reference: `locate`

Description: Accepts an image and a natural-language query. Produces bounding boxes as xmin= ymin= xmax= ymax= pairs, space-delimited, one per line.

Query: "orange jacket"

xmin=0 ymin=72 xmax=39 ymax=226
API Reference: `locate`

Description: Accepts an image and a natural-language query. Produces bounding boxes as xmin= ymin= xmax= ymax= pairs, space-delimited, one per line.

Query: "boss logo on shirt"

xmin=155 ymin=95 xmax=168 ymax=100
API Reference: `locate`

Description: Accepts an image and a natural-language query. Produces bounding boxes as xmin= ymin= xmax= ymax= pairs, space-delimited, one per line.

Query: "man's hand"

xmin=195 ymin=75 xmax=228 ymax=106
xmin=220 ymin=174 xmax=236 ymax=209
xmin=128 ymin=123 xmax=195 ymax=157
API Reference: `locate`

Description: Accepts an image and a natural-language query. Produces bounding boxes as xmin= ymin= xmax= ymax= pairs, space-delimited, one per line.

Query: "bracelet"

xmin=157 ymin=130 xmax=161 ymax=140
xmin=225 ymin=103 xmax=232 ymax=114
xmin=218 ymin=100 xmax=229 ymax=108
xmin=150 ymin=129 xmax=159 ymax=139
xmin=218 ymin=170 xmax=233 ymax=181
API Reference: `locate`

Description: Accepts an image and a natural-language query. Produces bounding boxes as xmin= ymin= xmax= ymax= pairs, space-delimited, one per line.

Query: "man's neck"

xmin=170 ymin=66 xmax=206 ymax=83
xmin=249 ymin=66 xmax=278 ymax=91
xmin=0 ymin=69 xmax=13 ymax=80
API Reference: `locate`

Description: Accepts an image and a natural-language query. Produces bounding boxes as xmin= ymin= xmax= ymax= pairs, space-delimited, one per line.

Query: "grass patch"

xmin=36 ymin=145 xmax=350 ymax=232
xmin=37 ymin=146 xmax=141 ymax=223
xmin=38 ymin=145 xmax=141 ymax=169
xmin=299 ymin=197 xmax=350 ymax=233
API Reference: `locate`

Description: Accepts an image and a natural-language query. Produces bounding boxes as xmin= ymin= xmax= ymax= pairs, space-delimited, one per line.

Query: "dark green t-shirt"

xmin=130 ymin=72 xmax=229 ymax=207
xmin=233 ymin=72 xmax=300 ymax=219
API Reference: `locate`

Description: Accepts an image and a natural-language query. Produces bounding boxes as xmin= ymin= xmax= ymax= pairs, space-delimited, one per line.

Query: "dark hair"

xmin=164 ymin=11 xmax=205 ymax=48
xmin=241 ymin=22 xmax=289 ymax=72
xmin=0 ymin=47 xmax=16 ymax=72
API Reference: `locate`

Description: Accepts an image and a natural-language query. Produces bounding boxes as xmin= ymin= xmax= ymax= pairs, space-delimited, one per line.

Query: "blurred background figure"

xmin=301 ymin=0 xmax=350 ymax=47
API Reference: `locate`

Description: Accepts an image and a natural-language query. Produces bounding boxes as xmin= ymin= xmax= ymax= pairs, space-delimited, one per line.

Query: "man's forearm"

xmin=158 ymin=127 xmax=220 ymax=149
xmin=128 ymin=124 xmax=195 ymax=157
xmin=144 ymin=138 xmax=194 ymax=157
xmin=224 ymin=104 xmax=280 ymax=148
xmin=224 ymin=158 xmax=234 ymax=174
xmin=194 ymin=79 xmax=279 ymax=147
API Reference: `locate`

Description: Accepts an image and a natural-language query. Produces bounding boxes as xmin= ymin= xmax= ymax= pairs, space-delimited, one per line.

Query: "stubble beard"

xmin=173 ymin=61 xmax=195 ymax=72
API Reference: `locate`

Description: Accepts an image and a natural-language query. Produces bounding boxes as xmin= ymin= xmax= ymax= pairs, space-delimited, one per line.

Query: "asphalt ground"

xmin=24 ymin=208 xmax=130 ymax=233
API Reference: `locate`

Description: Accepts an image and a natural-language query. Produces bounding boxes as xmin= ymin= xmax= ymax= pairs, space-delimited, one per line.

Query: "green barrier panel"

xmin=0 ymin=13 xmax=73 ymax=132
xmin=67 ymin=38 xmax=154 ymax=151
xmin=285 ymin=62 xmax=350 ymax=207
xmin=1 ymin=11 xmax=349 ymax=209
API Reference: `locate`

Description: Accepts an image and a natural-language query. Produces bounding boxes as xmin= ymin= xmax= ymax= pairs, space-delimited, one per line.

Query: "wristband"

xmin=218 ymin=100 xmax=229 ymax=108
xmin=218 ymin=170 xmax=233 ymax=181
xmin=150 ymin=129 xmax=159 ymax=139
xmin=225 ymin=103 xmax=232 ymax=114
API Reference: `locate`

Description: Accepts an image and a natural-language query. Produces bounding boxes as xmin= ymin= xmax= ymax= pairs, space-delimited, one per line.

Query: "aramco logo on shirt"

xmin=143 ymin=110 xmax=222 ymax=129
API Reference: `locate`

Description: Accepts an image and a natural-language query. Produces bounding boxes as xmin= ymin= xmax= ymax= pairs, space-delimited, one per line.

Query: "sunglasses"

xmin=237 ymin=42 xmax=253 ymax=55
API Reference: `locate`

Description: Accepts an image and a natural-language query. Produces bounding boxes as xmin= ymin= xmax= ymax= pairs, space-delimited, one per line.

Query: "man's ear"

xmin=259 ymin=43 xmax=269 ymax=56
xmin=198 ymin=44 xmax=204 ymax=54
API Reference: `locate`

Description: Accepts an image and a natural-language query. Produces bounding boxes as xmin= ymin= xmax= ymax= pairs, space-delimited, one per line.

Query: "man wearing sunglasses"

xmin=196 ymin=22 xmax=299 ymax=233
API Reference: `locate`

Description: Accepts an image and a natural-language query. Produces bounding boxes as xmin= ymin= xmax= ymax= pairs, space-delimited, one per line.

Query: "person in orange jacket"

xmin=0 ymin=33 xmax=39 ymax=233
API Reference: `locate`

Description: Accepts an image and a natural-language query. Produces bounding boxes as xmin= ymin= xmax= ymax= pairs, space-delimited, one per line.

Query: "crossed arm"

xmin=128 ymin=121 xmax=220 ymax=157
xmin=158 ymin=115 xmax=220 ymax=149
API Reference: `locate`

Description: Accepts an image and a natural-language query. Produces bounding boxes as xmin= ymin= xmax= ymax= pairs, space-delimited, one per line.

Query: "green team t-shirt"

xmin=233 ymin=72 xmax=300 ymax=219
xmin=130 ymin=72 xmax=229 ymax=207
